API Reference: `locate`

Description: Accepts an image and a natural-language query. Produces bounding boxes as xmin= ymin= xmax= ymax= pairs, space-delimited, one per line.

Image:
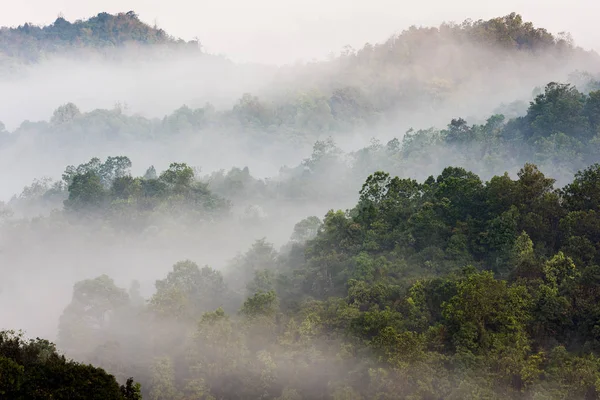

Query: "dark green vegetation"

xmin=7 ymin=74 xmax=600 ymax=397
xmin=60 ymin=156 xmax=229 ymax=226
xmin=0 ymin=11 xmax=197 ymax=63
xmin=0 ymin=330 xmax=141 ymax=399
xmin=3 ymin=9 xmax=600 ymax=400
xmin=46 ymin=161 xmax=600 ymax=399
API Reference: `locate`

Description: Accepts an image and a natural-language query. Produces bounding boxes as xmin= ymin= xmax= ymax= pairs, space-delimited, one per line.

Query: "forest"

xmin=0 ymin=11 xmax=194 ymax=63
xmin=2 ymin=9 xmax=600 ymax=400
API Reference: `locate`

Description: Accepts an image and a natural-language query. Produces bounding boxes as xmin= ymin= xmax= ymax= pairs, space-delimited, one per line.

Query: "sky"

xmin=1 ymin=0 xmax=599 ymax=65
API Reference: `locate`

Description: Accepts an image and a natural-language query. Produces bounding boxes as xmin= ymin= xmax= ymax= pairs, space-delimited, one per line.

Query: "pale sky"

xmin=0 ymin=0 xmax=599 ymax=65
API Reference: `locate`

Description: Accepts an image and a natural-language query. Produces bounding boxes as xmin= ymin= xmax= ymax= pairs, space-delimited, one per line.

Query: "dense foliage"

xmin=0 ymin=330 xmax=141 ymax=399
xmin=0 ymin=11 xmax=198 ymax=63
xmin=62 ymin=156 xmax=229 ymax=226
xmin=4 ymin=10 xmax=600 ymax=400
xmin=32 ymin=161 xmax=600 ymax=399
xmin=7 ymin=77 xmax=600 ymax=220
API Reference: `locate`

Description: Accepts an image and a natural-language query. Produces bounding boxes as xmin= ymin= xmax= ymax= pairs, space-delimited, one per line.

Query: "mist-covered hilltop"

xmin=1 ymin=11 xmax=599 ymax=131
xmin=2 ymin=74 xmax=600 ymax=206
xmin=6 ymin=159 xmax=600 ymax=398
xmin=3 ymin=9 xmax=600 ymax=399
xmin=2 ymin=74 xmax=600 ymax=397
xmin=1 ymin=11 xmax=590 ymax=64
xmin=276 ymin=12 xmax=599 ymax=116
xmin=0 ymin=11 xmax=197 ymax=63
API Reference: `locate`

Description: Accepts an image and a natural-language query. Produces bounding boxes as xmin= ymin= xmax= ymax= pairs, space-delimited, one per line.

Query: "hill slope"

xmin=272 ymin=12 xmax=600 ymax=124
xmin=0 ymin=11 xmax=198 ymax=63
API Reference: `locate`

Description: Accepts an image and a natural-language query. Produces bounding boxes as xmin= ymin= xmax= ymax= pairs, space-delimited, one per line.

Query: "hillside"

xmin=0 ymin=11 xmax=199 ymax=64
xmin=1 ymin=11 xmax=598 ymax=93
xmin=272 ymin=12 xmax=600 ymax=122
xmin=0 ymin=330 xmax=141 ymax=399
xmin=4 ymin=10 xmax=600 ymax=399
xmin=6 ymin=156 xmax=600 ymax=398
xmin=1 ymin=11 xmax=598 ymax=135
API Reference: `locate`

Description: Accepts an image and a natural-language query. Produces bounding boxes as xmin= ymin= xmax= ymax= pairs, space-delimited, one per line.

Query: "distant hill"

xmin=270 ymin=12 xmax=600 ymax=124
xmin=0 ymin=11 xmax=199 ymax=63
xmin=1 ymin=11 xmax=599 ymax=135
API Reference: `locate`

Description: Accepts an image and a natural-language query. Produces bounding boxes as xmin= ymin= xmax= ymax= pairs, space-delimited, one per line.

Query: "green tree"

xmin=150 ymin=260 xmax=229 ymax=319
xmin=58 ymin=275 xmax=130 ymax=355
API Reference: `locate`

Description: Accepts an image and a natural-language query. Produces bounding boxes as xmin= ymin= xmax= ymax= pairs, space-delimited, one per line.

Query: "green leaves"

xmin=0 ymin=355 xmax=24 ymax=396
xmin=240 ymin=290 xmax=278 ymax=320
xmin=527 ymin=82 xmax=590 ymax=141
xmin=60 ymin=157 xmax=230 ymax=225
xmin=562 ymin=163 xmax=600 ymax=212
xmin=0 ymin=330 xmax=139 ymax=399
xmin=151 ymin=261 xmax=229 ymax=321
xmin=158 ymin=163 xmax=195 ymax=191
xmin=442 ymin=270 xmax=531 ymax=355
xmin=64 ymin=170 xmax=107 ymax=212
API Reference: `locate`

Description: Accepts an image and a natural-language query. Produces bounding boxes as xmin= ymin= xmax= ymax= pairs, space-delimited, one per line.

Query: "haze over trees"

xmin=2 ymin=9 xmax=600 ymax=400
xmin=15 ymin=160 xmax=600 ymax=399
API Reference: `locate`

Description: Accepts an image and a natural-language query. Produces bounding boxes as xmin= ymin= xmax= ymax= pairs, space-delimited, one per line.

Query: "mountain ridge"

xmin=1 ymin=11 xmax=598 ymax=65
xmin=0 ymin=11 xmax=200 ymax=63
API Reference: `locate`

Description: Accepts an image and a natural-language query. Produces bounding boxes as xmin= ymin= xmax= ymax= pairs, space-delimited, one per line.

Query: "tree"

xmin=58 ymin=275 xmax=130 ymax=355
xmin=64 ymin=171 xmax=107 ymax=212
xmin=442 ymin=269 xmax=531 ymax=355
xmin=525 ymin=82 xmax=589 ymax=141
xmin=445 ymin=118 xmax=475 ymax=144
xmin=290 ymin=216 xmax=322 ymax=243
xmin=159 ymin=163 xmax=195 ymax=193
xmin=240 ymin=290 xmax=278 ymax=319
xmin=111 ymin=175 xmax=141 ymax=200
xmin=302 ymin=137 xmax=344 ymax=172
xmin=143 ymin=166 xmax=157 ymax=180
xmin=584 ymin=90 xmax=600 ymax=132
xmin=0 ymin=354 xmax=23 ymax=397
xmin=51 ymin=102 xmax=81 ymax=125
xmin=228 ymin=239 xmax=280 ymax=292
xmin=120 ymin=378 xmax=142 ymax=400
xmin=434 ymin=166 xmax=484 ymax=225
xmin=62 ymin=156 xmax=132 ymax=188
xmin=148 ymin=357 xmax=179 ymax=400
xmin=150 ymin=260 xmax=229 ymax=319
xmin=0 ymin=330 xmax=140 ymax=399
xmin=562 ymin=163 xmax=600 ymax=212
xmin=99 ymin=156 xmax=132 ymax=186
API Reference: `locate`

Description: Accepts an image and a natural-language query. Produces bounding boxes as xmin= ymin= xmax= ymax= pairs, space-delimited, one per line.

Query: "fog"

xmin=0 ymin=202 xmax=332 ymax=340
xmin=0 ymin=11 xmax=598 ymax=328
xmin=3 ymin=0 xmax=600 ymax=64
xmin=1 ymin=7 xmax=600 ymax=399
xmin=1 ymin=25 xmax=597 ymax=199
xmin=0 ymin=48 xmax=277 ymax=131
